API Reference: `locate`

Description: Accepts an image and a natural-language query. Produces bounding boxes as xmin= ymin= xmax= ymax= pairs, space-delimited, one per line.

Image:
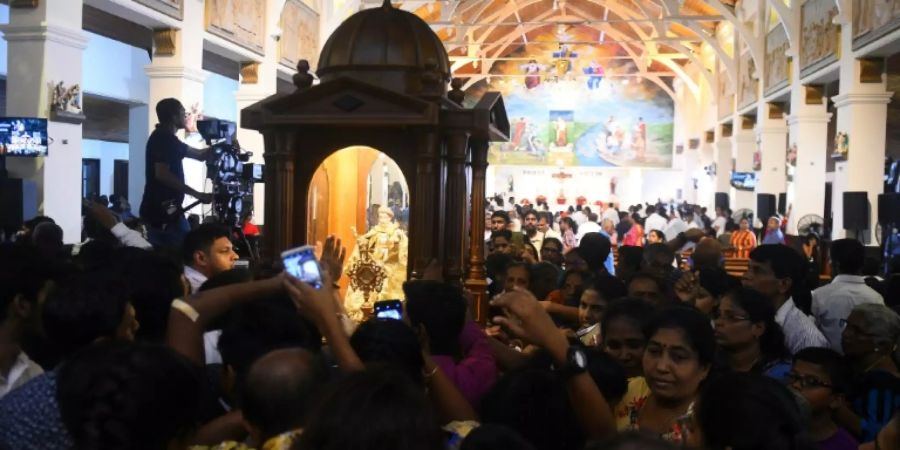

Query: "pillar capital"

xmin=755 ymin=125 xmax=788 ymax=136
xmin=786 ymin=113 xmax=833 ymax=126
xmin=832 ymin=92 xmax=894 ymax=108
xmin=731 ymin=132 xmax=756 ymax=144
xmin=144 ymin=65 xmax=208 ymax=84
xmin=0 ymin=23 xmax=88 ymax=50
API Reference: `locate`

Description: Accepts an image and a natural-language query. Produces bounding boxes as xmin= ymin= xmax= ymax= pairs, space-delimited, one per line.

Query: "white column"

xmin=682 ymin=140 xmax=700 ymax=204
xmin=786 ymin=97 xmax=830 ymax=235
xmin=713 ymin=126 xmax=732 ymax=202
xmin=2 ymin=0 xmax=87 ymax=243
xmin=755 ymin=103 xmax=788 ymax=220
xmin=697 ymin=134 xmax=716 ymax=209
xmin=731 ymin=121 xmax=756 ymax=212
xmin=131 ymin=0 xmax=207 ymax=216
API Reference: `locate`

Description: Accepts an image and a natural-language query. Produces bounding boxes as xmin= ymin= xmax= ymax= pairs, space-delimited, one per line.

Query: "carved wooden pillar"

xmin=410 ymin=130 xmax=440 ymax=278
xmin=443 ymin=132 xmax=469 ymax=284
xmin=465 ymin=139 xmax=489 ymax=324
xmin=262 ymin=131 xmax=295 ymax=260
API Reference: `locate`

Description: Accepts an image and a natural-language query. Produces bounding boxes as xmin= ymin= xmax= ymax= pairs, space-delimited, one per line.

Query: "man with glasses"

xmin=788 ymin=347 xmax=858 ymax=450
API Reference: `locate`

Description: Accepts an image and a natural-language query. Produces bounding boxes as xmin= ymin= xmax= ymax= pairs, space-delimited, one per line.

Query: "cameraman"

xmin=140 ymin=98 xmax=214 ymax=247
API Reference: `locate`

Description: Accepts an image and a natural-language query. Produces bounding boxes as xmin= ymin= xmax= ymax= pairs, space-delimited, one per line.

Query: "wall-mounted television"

xmin=0 ymin=118 xmax=49 ymax=157
xmin=730 ymin=171 xmax=757 ymax=191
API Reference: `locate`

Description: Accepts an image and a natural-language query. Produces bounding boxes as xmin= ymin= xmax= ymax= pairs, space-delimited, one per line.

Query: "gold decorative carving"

xmin=706 ymin=131 xmax=715 ymax=143
xmin=804 ymin=85 xmax=824 ymax=104
xmin=10 ymin=0 xmax=38 ymax=8
xmin=279 ymin=0 xmax=320 ymax=69
xmin=206 ymin=0 xmax=266 ymax=54
xmin=800 ymin=0 xmax=840 ymax=74
xmin=153 ymin=28 xmax=178 ymax=57
xmin=240 ymin=62 xmax=260 ymax=84
xmin=689 ymin=138 xmax=700 ymax=150
xmin=768 ymin=102 xmax=785 ymax=119
xmin=859 ymin=58 xmax=885 ymax=83
xmin=741 ymin=115 xmax=755 ymax=130
xmin=765 ymin=25 xmax=790 ymax=94
xmin=134 ymin=0 xmax=183 ymax=20
xmin=722 ymin=123 xmax=733 ymax=138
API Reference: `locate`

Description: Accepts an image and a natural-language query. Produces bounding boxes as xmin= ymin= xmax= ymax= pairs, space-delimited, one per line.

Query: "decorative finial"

xmin=448 ymin=78 xmax=465 ymax=105
xmin=293 ymin=60 xmax=314 ymax=90
xmin=382 ymin=0 xmax=392 ymax=9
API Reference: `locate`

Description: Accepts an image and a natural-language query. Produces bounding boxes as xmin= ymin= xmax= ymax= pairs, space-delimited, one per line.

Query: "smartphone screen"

xmin=281 ymin=246 xmax=323 ymax=289
xmin=374 ymin=300 xmax=403 ymax=320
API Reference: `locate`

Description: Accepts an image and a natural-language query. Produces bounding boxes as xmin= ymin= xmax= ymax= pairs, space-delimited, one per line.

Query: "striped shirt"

xmin=775 ymin=298 xmax=829 ymax=355
xmin=730 ymin=230 xmax=757 ymax=259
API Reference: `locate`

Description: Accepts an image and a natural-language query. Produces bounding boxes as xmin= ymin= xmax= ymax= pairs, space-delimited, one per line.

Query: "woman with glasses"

xmin=713 ymin=287 xmax=791 ymax=383
xmin=619 ymin=306 xmax=714 ymax=445
xmin=836 ymin=303 xmax=900 ymax=444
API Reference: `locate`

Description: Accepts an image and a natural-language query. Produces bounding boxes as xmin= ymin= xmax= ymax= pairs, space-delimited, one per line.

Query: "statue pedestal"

xmin=50 ymin=110 xmax=86 ymax=125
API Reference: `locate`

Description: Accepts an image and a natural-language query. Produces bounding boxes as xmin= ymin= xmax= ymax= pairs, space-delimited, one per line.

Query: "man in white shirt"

xmin=572 ymin=206 xmax=588 ymax=226
xmin=575 ymin=212 xmax=602 ymax=245
xmin=743 ymin=245 xmax=828 ymax=355
xmin=0 ymin=246 xmax=47 ymax=399
xmin=183 ymin=223 xmax=240 ymax=293
xmin=644 ymin=205 xmax=668 ymax=237
xmin=664 ymin=213 xmax=688 ymax=242
xmin=602 ymin=203 xmax=620 ymax=226
xmin=711 ymin=206 xmax=728 ymax=238
xmin=812 ymin=239 xmax=884 ymax=353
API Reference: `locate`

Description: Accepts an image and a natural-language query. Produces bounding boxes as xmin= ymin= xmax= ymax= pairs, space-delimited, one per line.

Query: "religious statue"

xmin=554 ymin=117 xmax=568 ymax=147
xmin=344 ymin=205 xmax=409 ymax=321
xmin=832 ymin=131 xmax=849 ymax=160
xmin=50 ymin=81 xmax=83 ymax=115
xmin=519 ymin=60 xmax=544 ymax=90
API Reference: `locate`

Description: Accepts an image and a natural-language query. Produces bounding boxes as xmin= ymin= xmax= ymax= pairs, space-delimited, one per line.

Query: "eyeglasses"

xmin=785 ymin=372 xmax=833 ymax=390
xmin=710 ymin=311 xmax=750 ymax=323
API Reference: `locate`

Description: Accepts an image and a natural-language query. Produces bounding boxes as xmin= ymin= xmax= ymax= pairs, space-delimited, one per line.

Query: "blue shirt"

xmin=0 ymin=372 xmax=73 ymax=450
xmin=597 ymin=230 xmax=616 ymax=276
xmin=762 ymin=229 xmax=785 ymax=245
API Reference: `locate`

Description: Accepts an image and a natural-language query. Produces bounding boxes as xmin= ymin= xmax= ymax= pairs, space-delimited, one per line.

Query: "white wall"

xmin=82 ymin=31 xmax=149 ymax=103
xmin=203 ymin=71 xmax=238 ymax=121
xmin=0 ymin=4 xmax=9 ymax=76
xmin=82 ymin=139 xmax=129 ymax=196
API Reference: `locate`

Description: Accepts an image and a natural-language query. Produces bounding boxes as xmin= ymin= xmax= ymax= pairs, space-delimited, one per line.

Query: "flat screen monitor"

xmin=0 ymin=118 xmax=49 ymax=157
xmin=730 ymin=171 xmax=756 ymax=191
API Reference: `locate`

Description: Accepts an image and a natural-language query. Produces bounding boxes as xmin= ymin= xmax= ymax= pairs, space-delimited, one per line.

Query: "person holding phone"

xmin=140 ymin=98 xmax=215 ymax=248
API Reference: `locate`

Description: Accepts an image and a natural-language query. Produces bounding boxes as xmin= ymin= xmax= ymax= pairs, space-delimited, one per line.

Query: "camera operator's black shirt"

xmin=140 ymin=125 xmax=188 ymax=225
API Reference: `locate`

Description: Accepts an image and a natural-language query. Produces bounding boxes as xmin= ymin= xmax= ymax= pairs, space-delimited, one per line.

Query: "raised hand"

xmin=320 ymin=235 xmax=347 ymax=282
xmin=674 ymin=270 xmax=700 ymax=304
xmin=283 ymin=271 xmax=338 ymax=327
xmin=490 ymin=288 xmax=567 ymax=353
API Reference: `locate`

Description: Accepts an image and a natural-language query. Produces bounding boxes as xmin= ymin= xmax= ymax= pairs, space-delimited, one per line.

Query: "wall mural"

xmin=718 ymin=66 xmax=734 ymax=120
xmin=765 ymin=25 xmax=790 ymax=94
xmin=738 ymin=51 xmax=757 ymax=108
xmin=280 ymin=0 xmax=319 ymax=69
xmin=853 ymin=0 xmax=900 ymax=49
xmin=205 ymin=0 xmax=266 ymax=54
xmin=800 ymin=0 xmax=840 ymax=75
xmin=467 ymin=26 xmax=674 ymax=168
xmin=134 ymin=0 xmax=183 ymax=19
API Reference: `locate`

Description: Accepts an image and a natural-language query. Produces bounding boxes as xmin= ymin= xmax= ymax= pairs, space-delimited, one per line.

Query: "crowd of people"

xmin=0 ymin=188 xmax=899 ymax=450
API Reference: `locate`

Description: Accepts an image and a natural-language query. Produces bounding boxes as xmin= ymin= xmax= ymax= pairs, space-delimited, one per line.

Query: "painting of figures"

xmin=468 ymin=25 xmax=673 ymax=168
xmin=853 ymin=0 xmax=900 ymax=48
xmin=800 ymin=0 xmax=840 ymax=74
xmin=765 ymin=25 xmax=790 ymax=94
xmin=206 ymin=0 xmax=266 ymax=54
xmin=280 ymin=0 xmax=319 ymax=69
xmin=739 ymin=51 xmax=757 ymax=108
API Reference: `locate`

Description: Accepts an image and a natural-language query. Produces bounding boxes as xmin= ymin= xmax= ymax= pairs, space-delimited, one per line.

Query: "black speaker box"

xmin=778 ymin=193 xmax=787 ymax=215
xmin=0 ymin=177 xmax=38 ymax=231
xmin=843 ymin=191 xmax=869 ymax=230
xmin=715 ymin=192 xmax=730 ymax=211
xmin=757 ymin=193 xmax=777 ymax=223
xmin=878 ymin=193 xmax=900 ymax=225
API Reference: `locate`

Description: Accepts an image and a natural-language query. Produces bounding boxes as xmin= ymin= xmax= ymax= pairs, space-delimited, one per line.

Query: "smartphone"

xmin=576 ymin=323 xmax=601 ymax=347
xmin=281 ymin=245 xmax=323 ymax=289
xmin=374 ymin=300 xmax=403 ymax=320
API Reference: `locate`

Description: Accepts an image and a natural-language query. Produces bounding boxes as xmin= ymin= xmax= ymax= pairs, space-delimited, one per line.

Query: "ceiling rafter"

xmin=655 ymin=0 xmax=734 ymax=87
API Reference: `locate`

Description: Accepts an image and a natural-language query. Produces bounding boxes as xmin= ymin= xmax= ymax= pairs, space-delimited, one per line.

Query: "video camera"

xmin=196 ymin=119 xmax=264 ymax=230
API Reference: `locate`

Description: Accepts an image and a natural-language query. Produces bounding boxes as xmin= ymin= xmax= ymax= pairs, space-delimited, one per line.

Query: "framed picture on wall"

xmin=134 ymin=0 xmax=183 ymax=20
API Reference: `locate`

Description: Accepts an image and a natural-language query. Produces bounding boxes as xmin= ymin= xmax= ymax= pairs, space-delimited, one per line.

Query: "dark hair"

xmin=587 ymin=212 xmax=599 ymax=222
xmin=699 ymin=268 xmax=739 ymax=299
xmin=579 ymin=233 xmax=612 ymax=272
xmin=601 ymin=298 xmax=655 ymax=341
xmin=627 ymin=272 xmax=667 ymax=295
xmin=294 ymin=367 xmax=445 ymax=450
xmin=350 ymin=319 xmax=425 ymax=385
xmin=830 ymin=239 xmax=865 ymax=275
xmin=589 ymin=274 xmax=628 ymax=302
xmin=0 ymin=244 xmax=60 ymax=324
xmin=155 ymin=98 xmax=183 ymax=124
xmin=182 ymin=223 xmax=231 ymax=265
xmin=529 ymin=262 xmax=561 ymax=300
xmin=793 ymin=347 xmax=851 ymax=394
xmin=645 ymin=306 xmax=716 ymax=367
xmin=480 ymin=368 xmax=584 ymax=450
xmin=584 ymin=432 xmax=678 ymax=450
xmin=42 ymin=271 xmax=130 ymax=356
xmin=541 ymin=237 xmax=563 ymax=251
xmin=486 ymin=253 xmax=516 ymax=280
xmin=461 ymin=424 xmax=537 ymax=450
xmin=560 ymin=216 xmax=578 ymax=235
xmin=524 ymin=209 xmax=539 ymax=220
xmin=749 ymin=245 xmax=810 ymax=308
xmin=696 ymin=373 xmax=815 ymax=450
xmin=58 ymin=342 xmax=201 ymax=450
xmin=723 ymin=287 xmax=786 ymax=361
xmin=506 ymin=261 xmax=531 ymax=280
xmin=491 ymin=211 xmax=511 ymax=224
xmin=490 ymin=229 xmax=513 ymax=243
xmin=112 ymin=248 xmax=185 ymax=342
xmin=242 ymin=349 xmax=326 ymax=440
xmin=404 ymin=281 xmax=467 ymax=356
xmin=218 ymin=296 xmax=322 ymax=397
xmin=643 ymin=243 xmax=675 ymax=266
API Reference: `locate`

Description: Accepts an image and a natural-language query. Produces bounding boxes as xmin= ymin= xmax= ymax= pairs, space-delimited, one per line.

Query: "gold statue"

xmin=345 ymin=205 xmax=408 ymax=321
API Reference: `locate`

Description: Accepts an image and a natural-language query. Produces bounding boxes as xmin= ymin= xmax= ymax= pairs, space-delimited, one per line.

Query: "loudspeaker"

xmin=0 ymin=177 xmax=38 ymax=231
xmin=843 ymin=191 xmax=869 ymax=230
xmin=778 ymin=193 xmax=787 ymax=215
xmin=879 ymin=193 xmax=900 ymax=225
xmin=715 ymin=192 xmax=730 ymax=211
xmin=757 ymin=193 xmax=777 ymax=223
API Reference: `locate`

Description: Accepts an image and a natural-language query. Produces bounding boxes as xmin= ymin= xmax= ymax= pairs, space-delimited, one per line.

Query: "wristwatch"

xmin=556 ymin=346 xmax=588 ymax=379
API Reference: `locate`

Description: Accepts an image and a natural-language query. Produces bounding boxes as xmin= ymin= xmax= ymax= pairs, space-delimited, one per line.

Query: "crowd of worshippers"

xmin=1 ymin=198 xmax=900 ymax=450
